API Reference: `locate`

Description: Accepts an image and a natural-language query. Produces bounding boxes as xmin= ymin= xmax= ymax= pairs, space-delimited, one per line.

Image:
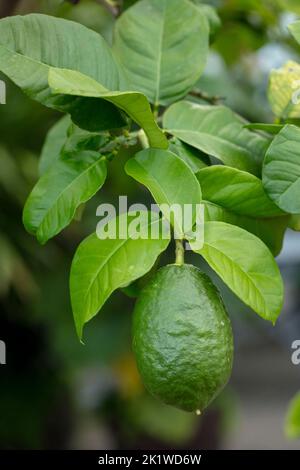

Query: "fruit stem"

xmin=175 ymin=239 xmax=185 ymax=266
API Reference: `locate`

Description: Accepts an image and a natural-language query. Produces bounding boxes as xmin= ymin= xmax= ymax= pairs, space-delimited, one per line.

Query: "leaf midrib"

xmin=0 ymin=43 xmax=47 ymax=68
xmin=167 ymin=129 xmax=252 ymax=158
xmin=278 ymin=173 xmax=300 ymax=205
xmin=201 ymin=242 xmax=272 ymax=318
xmin=154 ymin=1 xmax=166 ymax=105
xmin=82 ymin=217 xmax=165 ymax=316
xmin=130 ymin=160 xmax=186 ymax=234
xmin=200 ymin=175 xmax=282 ymax=217
xmin=49 ymin=70 xmax=167 ymax=149
xmin=37 ymin=156 xmax=105 ymax=234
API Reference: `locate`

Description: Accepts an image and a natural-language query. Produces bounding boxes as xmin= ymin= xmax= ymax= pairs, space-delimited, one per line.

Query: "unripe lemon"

xmin=132 ymin=264 xmax=234 ymax=412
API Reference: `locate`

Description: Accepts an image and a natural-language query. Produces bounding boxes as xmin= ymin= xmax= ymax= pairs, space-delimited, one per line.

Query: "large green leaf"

xmin=62 ymin=125 xmax=108 ymax=157
xmin=168 ymin=137 xmax=209 ymax=173
xmin=244 ymin=123 xmax=284 ymax=135
xmin=268 ymin=61 xmax=300 ymax=120
xmin=0 ymin=14 xmax=126 ymax=130
xmin=39 ymin=115 xmax=71 ymax=174
xmin=70 ymin=211 xmax=170 ymax=339
xmin=203 ymin=201 xmax=289 ymax=256
xmin=163 ymin=101 xmax=269 ymax=175
xmin=48 ymin=68 xmax=168 ymax=149
xmin=113 ymin=0 xmax=209 ymax=106
xmin=289 ymin=21 xmax=300 ymax=44
xmin=23 ymin=151 xmax=107 ymax=244
xmin=262 ymin=125 xmax=300 ymax=214
xmin=285 ymin=392 xmax=300 ymax=439
xmin=40 ymin=115 xmax=110 ymax=175
xmin=125 ymin=148 xmax=202 ymax=236
xmin=289 ymin=214 xmax=300 ymax=231
xmin=197 ymin=166 xmax=284 ymax=218
xmin=194 ymin=3 xmax=221 ymax=37
xmin=191 ymin=221 xmax=284 ymax=323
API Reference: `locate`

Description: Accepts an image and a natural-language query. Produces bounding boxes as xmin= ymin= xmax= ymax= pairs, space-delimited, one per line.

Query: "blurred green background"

xmin=0 ymin=0 xmax=300 ymax=450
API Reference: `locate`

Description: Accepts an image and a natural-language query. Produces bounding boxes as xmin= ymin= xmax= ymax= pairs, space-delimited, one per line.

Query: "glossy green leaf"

xmin=268 ymin=60 xmax=300 ymax=119
xmin=203 ymin=201 xmax=289 ymax=256
xmin=285 ymin=392 xmax=300 ymax=439
xmin=163 ymin=101 xmax=269 ymax=175
xmin=193 ymin=2 xmax=221 ymax=36
xmin=39 ymin=115 xmax=71 ymax=175
xmin=113 ymin=0 xmax=209 ymax=106
xmin=168 ymin=137 xmax=209 ymax=173
xmin=289 ymin=214 xmax=300 ymax=231
xmin=290 ymin=21 xmax=300 ymax=43
xmin=263 ymin=125 xmax=300 ymax=214
xmin=125 ymin=148 xmax=202 ymax=236
xmin=48 ymin=68 xmax=168 ymax=149
xmin=70 ymin=211 xmax=170 ymax=339
xmin=191 ymin=221 xmax=284 ymax=323
xmin=0 ymin=14 xmax=126 ymax=129
xmin=244 ymin=123 xmax=284 ymax=135
xmin=62 ymin=126 xmax=108 ymax=157
xmin=23 ymin=151 xmax=107 ymax=244
xmin=197 ymin=166 xmax=284 ymax=217
xmin=40 ymin=115 xmax=109 ymax=175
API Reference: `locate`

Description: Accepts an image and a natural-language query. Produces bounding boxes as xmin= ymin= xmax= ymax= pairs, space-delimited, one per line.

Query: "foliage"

xmin=1 ymin=1 xmax=300 ymax=433
xmin=1 ymin=0 xmax=299 ymax=342
xmin=285 ymin=392 xmax=300 ymax=439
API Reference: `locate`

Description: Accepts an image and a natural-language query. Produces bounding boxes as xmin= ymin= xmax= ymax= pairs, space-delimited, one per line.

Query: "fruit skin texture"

xmin=132 ymin=264 xmax=234 ymax=412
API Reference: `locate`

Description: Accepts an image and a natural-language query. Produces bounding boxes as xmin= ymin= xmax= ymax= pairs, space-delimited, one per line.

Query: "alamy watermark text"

xmin=291 ymin=340 xmax=300 ymax=365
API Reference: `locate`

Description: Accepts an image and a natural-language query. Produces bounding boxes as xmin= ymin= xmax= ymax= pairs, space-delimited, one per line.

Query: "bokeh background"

xmin=0 ymin=0 xmax=300 ymax=450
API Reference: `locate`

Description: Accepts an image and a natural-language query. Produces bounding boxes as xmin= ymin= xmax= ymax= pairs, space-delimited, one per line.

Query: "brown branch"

xmin=0 ymin=0 xmax=21 ymax=17
xmin=96 ymin=0 xmax=119 ymax=16
xmin=189 ymin=89 xmax=225 ymax=105
xmin=65 ymin=0 xmax=122 ymax=16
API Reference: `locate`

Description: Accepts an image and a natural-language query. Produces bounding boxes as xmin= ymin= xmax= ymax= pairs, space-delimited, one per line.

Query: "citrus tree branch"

xmin=0 ymin=0 xmax=20 ymax=17
xmin=96 ymin=0 xmax=120 ymax=16
xmin=189 ymin=89 xmax=224 ymax=105
xmin=66 ymin=0 xmax=123 ymax=16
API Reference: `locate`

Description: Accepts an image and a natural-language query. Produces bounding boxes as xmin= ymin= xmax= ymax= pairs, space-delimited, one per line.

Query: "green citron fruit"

xmin=132 ymin=264 xmax=234 ymax=412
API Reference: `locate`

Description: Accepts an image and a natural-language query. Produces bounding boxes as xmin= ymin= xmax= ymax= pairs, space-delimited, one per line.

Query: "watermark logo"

xmin=0 ymin=80 xmax=6 ymax=104
xmin=291 ymin=340 xmax=300 ymax=365
xmin=0 ymin=340 xmax=6 ymax=365
xmin=96 ymin=196 xmax=205 ymax=250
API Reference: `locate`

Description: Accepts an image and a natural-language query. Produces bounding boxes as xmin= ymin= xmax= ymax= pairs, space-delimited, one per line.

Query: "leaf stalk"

xmin=175 ymin=239 xmax=185 ymax=266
